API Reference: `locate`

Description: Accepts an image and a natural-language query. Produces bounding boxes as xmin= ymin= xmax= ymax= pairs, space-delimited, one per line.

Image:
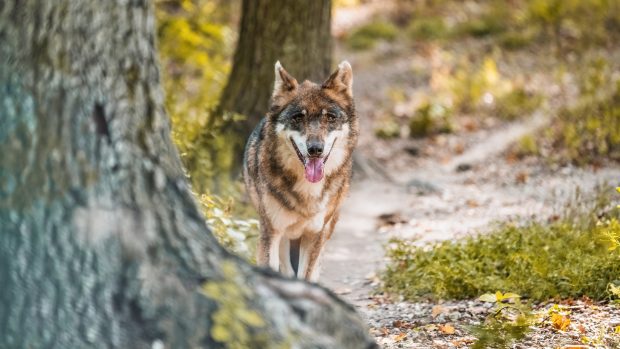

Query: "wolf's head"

xmin=269 ymin=61 xmax=357 ymax=184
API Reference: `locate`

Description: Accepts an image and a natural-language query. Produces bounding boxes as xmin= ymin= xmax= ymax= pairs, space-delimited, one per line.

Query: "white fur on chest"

xmin=263 ymin=185 xmax=330 ymax=239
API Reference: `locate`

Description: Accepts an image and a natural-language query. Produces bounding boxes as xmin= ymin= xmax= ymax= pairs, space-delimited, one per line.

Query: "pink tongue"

xmin=304 ymin=158 xmax=324 ymax=183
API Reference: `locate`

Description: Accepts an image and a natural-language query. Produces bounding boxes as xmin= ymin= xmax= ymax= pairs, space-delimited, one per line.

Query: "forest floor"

xmin=320 ymin=8 xmax=620 ymax=349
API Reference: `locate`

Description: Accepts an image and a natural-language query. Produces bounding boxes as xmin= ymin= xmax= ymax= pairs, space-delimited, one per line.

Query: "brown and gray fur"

xmin=243 ymin=61 xmax=357 ymax=281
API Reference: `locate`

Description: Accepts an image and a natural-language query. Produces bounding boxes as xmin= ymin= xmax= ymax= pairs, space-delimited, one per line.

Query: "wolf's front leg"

xmin=257 ymin=223 xmax=282 ymax=272
xmin=297 ymin=233 xmax=325 ymax=282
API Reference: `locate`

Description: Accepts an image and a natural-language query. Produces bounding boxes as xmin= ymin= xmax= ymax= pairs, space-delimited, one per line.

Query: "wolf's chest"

xmin=264 ymin=183 xmax=332 ymax=238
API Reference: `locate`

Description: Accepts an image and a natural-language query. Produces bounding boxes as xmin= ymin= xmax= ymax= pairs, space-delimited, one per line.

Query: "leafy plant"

xmin=409 ymin=100 xmax=453 ymax=137
xmin=494 ymin=87 xmax=543 ymax=120
xmin=156 ymin=1 xmax=259 ymax=259
xmin=198 ymin=193 xmax=259 ymax=261
xmin=407 ymin=17 xmax=449 ymax=41
xmin=382 ymin=189 xmax=620 ymax=301
xmin=539 ymin=58 xmax=620 ymax=164
xmin=347 ymin=21 xmax=399 ymax=50
xmin=374 ymin=118 xmax=401 ymax=139
xmin=470 ymin=292 xmax=532 ymax=349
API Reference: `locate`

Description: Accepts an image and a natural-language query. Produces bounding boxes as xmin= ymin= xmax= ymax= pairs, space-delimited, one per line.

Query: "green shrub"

xmin=156 ymin=1 xmax=259 ymax=260
xmin=525 ymin=0 xmax=620 ymax=49
xmin=382 ymin=191 xmax=620 ymax=301
xmin=374 ymin=118 xmax=401 ymax=139
xmin=347 ymin=21 xmax=399 ymax=50
xmin=449 ymin=57 xmax=512 ymax=113
xmin=495 ymin=88 xmax=543 ymax=120
xmin=498 ymin=30 xmax=537 ymax=50
xmin=407 ymin=17 xmax=449 ymax=41
xmin=198 ymin=193 xmax=259 ymax=261
xmin=542 ymin=58 xmax=620 ymax=164
xmin=552 ymin=85 xmax=620 ymax=164
xmin=516 ymin=134 xmax=538 ymax=156
xmin=409 ymin=101 xmax=453 ymax=137
xmin=457 ymin=15 xmax=507 ymax=38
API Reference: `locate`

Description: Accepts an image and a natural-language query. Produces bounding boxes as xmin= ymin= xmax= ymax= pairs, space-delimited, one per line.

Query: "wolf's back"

xmin=242 ymin=117 xmax=267 ymax=203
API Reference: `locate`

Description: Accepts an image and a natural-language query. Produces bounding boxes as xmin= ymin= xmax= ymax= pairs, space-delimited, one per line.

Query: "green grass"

xmin=407 ymin=17 xmax=449 ymax=41
xmin=347 ymin=21 xmax=399 ymax=50
xmin=382 ymin=192 xmax=620 ymax=301
xmin=544 ymin=80 xmax=620 ymax=164
xmin=495 ymin=88 xmax=543 ymax=120
xmin=409 ymin=100 xmax=454 ymax=137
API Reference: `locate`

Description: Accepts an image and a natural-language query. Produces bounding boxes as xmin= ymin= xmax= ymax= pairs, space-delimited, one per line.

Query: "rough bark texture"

xmin=0 ymin=1 xmax=376 ymax=348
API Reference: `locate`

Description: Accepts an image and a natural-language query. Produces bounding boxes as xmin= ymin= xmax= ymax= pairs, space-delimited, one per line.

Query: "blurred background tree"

xmin=205 ymin=0 xmax=333 ymax=178
xmin=157 ymin=0 xmax=332 ymax=195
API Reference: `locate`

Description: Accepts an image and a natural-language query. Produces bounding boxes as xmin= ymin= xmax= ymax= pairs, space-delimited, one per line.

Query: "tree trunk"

xmin=220 ymin=0 xmax=332 ymax=125
xmin=0 ymin=1 xmax=375 ymax=348
xmin=191 ymin=0 xmax=333 ymax=181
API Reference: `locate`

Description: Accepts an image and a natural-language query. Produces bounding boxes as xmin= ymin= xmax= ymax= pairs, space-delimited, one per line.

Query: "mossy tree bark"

xmin=192 ymin=0 xmax=333 ymax=180
xmin=0 ymin=1 xmax=375 ymax=348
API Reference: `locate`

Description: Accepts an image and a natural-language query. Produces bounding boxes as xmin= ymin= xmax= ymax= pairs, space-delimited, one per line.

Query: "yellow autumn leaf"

xmin=439 ymin=323 xmax=456 ymax=335
xmin=551 ymin=313 xmax=571 ymax=331
xmin=478 ymin=293 xmax=497 ymax=302
xmin=393 ymin=333 xmax=407 ymax=342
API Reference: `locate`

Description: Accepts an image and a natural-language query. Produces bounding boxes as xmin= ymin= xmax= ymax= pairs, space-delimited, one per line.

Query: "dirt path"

xmin=318 ymin=43 xmax=620 ymax=349
xmin=321 ymin=113 xmax=620 ymax=305
xmin=321 ymin=9 xmax=620 ymax=347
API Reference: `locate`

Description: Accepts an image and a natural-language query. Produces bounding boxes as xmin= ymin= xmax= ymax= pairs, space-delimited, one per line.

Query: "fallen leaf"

xmin=577 ymin=324 xmax=586 ymax=334
xmin=466 ymin=199 xmax=479 ymax=207
xmin=551 ymin=313 xmax=571 ymax=331
xmin=454 ymin=142 xmax=465 ymax=155
xmin=393 ymin=332 xmax=407 ymax=342
xmin=515 ymin=171 xmax=529 ymax=184
xmin=451 ymin=338 xmax=476 ymax=346
xmin=380 ymin=327 xmax=390 ymax=336
xmin=392 ymin=320 xmax=412 ymax=329
xmin=439 ymin=323 xmax=456 ymax=335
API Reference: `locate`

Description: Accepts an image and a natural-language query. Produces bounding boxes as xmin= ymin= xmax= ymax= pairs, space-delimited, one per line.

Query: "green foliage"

xmin=398 ymin=0 xmax=620 ymax=50
xmin=382 ymin=190 xmax=620 ymax=301
xmin=347 ymin=21 xmax=399 ymax=50
xmin=156 ymin=0 xmax=243 ymax=192
xmin=495 ymin=88 xmax=543 ymax=120
xmin=470 ymin=292 xmax=532 ymax=349
xmin=498 ymin=29 xmax=537 ymax=50
xmin=198 ymin=194 xmax=258 ymax=261
xmin=409 ymin=100 xmax=453 ymax=137
xmin=407 ymin=17 xmax=448 ymax=41
xmin=374 ymin=118 xmax=401 ymax=139
xmin=540 ymin=58 xmax=620 ymax=164
xmin=517 ymin=134 xmax=538 ymax=156
xmin=525 ymin=0 xmax=620 ymax=48
xmin=157 ymin=1 xmax=259 ymax=258
xmin=456 ymin=14 xmax=507 ymax=38
xmin=448 ymin=57 xmax=512 ymax=114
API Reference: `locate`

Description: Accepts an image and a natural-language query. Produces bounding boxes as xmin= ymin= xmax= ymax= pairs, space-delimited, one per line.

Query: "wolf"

xmin=243 ymin=60 xmax=357 ymax=281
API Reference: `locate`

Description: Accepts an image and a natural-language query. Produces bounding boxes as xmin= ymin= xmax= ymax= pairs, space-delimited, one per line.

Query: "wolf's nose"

xmin=307 ymin=142 xmax=324 ymax=157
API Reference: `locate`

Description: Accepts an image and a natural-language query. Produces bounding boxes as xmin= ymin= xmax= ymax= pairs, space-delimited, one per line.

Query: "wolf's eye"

xmin=291 ymin=113 xmax=304 ymax=123
xmin=326 ymin=113 xmax=338 ymax=122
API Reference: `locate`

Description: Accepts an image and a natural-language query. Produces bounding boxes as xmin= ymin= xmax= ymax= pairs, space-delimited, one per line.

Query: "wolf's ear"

xmin=322 ymin=61 xmax=353 ymax=98
xmin=273 ymin=61 xmax=298 ymax=98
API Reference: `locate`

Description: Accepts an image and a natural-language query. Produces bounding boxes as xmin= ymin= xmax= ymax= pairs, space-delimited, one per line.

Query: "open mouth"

xmin=290 ymin=137 xmax=337 ymax=183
